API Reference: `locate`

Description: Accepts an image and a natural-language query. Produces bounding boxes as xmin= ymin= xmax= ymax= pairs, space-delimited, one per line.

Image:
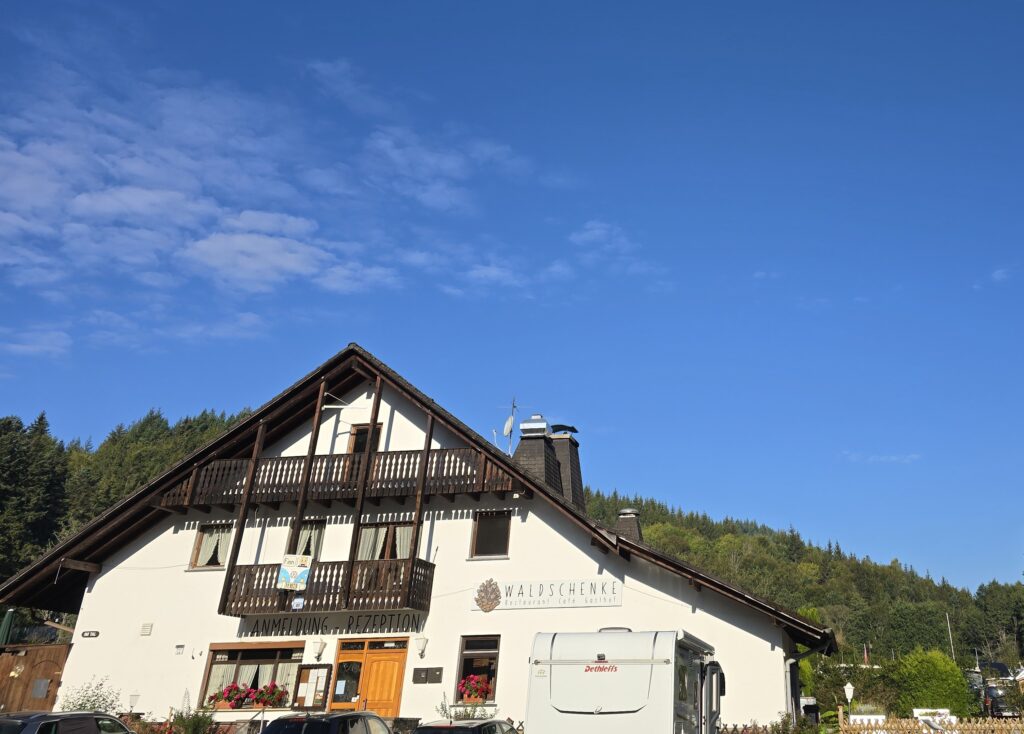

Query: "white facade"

xmin=55 ymin=383 xmax=800 ymax=726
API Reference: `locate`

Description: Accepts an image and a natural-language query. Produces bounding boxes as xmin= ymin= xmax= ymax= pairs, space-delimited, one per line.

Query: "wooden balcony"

xmin=160 ymin=448 xmax=516 ymax=509
xmin=222 ymin=558 xmax=435 ymax=616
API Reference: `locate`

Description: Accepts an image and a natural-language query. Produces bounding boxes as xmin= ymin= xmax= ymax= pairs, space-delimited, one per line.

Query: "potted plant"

xmin=207 ymin=682 xmax=253 ymax=710
xmin=253 ymin=682 xmax=288 ymax=709
xmin=457 ymin=674 xmax=492 ymax=704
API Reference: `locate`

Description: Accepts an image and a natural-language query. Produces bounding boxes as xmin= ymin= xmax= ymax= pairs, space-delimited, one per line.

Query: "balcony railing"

xmin=161 ymin=447 xmax=516 ymax=508
xmin=222 ymin=558 xmax=435 ymax=617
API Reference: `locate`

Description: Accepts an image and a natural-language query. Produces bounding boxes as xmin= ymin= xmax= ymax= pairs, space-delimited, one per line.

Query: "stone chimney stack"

xmin=614 ymin=507 xmax=643 ymax=542
xmin=512 ymin=414 xmax=586 ymax=511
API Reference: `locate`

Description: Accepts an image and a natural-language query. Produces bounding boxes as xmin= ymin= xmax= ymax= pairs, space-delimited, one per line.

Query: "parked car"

xmin=413 ymin=721 xmax=518 ymax=734
xmin=984 ymin=686 xmax=1020 ymax=718
xmin=0 ymin=712 xmax=135 ymax=734
xmin=263 ymin=713 xmax=392 ymax=734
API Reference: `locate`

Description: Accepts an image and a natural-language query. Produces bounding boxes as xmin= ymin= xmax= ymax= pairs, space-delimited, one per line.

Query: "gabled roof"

xmin=0 ymin=343 xmax=834 ymax=651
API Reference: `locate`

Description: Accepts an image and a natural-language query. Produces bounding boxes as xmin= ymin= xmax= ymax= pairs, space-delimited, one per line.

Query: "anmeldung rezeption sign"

xmin=474 ymin=577 xmax=623 ymax=612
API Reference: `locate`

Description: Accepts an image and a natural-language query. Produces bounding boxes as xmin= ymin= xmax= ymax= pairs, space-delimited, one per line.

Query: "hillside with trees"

xmin=1 ymin=410 xmax=1019 ymax=714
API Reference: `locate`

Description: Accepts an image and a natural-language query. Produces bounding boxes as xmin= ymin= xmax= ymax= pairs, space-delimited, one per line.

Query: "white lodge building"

xmin=1 ymin=345 xmax=834 ymax=726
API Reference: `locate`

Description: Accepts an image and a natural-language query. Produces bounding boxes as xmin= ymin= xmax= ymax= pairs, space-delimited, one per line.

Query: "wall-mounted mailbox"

xmin=412 ymin=667 xmax=443 ymax=684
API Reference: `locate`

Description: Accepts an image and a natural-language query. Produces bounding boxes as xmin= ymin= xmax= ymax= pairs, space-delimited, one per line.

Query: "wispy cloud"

xmin=843 ymin=450 xmax=923 ymax=465
xmin=0 ymin=327 xmax=72 ymax=357
xmin=307 ymin=59 xmax=395 ymax=118
xmin=991 ymin=267 xmax=1010 ymax=283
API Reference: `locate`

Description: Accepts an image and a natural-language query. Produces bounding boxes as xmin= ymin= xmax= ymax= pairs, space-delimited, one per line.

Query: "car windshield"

xmin=416 ymin=728 xmax=475 ymax=734
xmin=264 ymin=720 xmax=331 ymax=734
xmin=0 ymin=722 xmax=26 ymax=734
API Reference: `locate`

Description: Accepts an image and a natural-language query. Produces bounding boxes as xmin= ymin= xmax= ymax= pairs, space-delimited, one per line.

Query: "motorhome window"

xmin=471 ymin=512 xmax=511 ymax=557
xmin=202 ymin=646 xmax=302 ymax=705
xmin=297 ymin=520 xmax=325 ymax=558
xmin=191 ymin=524 xmax=231 ymax=568
xmin=356 ymin=524 xmax=414 ymax=560
xmin=456 ymin=635 xmax=499 ymax=701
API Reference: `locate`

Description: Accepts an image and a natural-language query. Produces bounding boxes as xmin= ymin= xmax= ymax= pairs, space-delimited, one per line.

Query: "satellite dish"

xmin=502 ymin=414 xmax=515 ymax=437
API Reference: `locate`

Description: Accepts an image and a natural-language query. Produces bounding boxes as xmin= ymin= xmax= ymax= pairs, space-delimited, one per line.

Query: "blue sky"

xmin=1 ymin=2 xmax=1022 ymax=590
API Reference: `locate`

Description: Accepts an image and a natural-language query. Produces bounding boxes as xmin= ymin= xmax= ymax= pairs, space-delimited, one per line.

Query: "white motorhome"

xmin=526 ymin=629 xmax=726 ymax=734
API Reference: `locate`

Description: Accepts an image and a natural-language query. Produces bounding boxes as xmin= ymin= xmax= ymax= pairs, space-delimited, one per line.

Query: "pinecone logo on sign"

xmin=475 ymin=578 xmax=501 ymax=612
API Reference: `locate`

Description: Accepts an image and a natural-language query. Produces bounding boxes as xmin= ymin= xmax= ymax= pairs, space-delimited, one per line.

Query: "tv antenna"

xmin=501 ymin=397 xmax=518 ymax=455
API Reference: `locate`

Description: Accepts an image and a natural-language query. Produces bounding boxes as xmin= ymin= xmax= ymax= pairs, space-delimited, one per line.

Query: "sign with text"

xmin=474 ymin=577 xmax=622 ymax=611
xmin=277 ymin=554 xmax=312 ymax=591
xmin=241 ymin=611 xmax=425 ymax=638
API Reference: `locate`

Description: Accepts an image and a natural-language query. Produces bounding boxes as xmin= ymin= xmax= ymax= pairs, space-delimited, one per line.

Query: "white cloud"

xmin=222 ymin=210 xmax=318 ymax=237
xmin=991 ymin=268 xmax=1010 ymax=283
xmin=0 ymin=328 xmax=72 ymax=357
xmin=568 ymin=220 xmax=635 ymax=254
xmin=465 ymin=262 xmax=524 ymax=287
xmin=315 ymin=263 xmax=401 ymax=293
xmin=68 ymin=186 xmax=221 ymax=228
xmin=179 ymin=233 xmax=332 ymax=292
xmin=308 ymin=59 xmax=394 ymax=117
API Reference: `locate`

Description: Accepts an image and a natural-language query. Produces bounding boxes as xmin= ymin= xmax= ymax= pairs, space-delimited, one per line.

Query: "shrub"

xmin=891 ymin=648 xmax=971 ymax=717
xmin=60 ymin=676 xmax=122 ymax=713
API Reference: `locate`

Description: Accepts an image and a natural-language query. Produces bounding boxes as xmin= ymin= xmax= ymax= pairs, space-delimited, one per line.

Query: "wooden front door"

xmin=0 ymin=644 xmax=69 ymax=712
xmin=331 ymin=639 xmax=407 ymax=718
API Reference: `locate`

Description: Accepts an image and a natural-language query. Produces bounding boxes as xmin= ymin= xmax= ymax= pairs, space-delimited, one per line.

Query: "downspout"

xmin=785 ymin=632 xmax=835 ymax=723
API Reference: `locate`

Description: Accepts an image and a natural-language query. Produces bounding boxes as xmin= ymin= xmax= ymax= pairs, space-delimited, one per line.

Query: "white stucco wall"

xmin=57 ymin=393 xmax=796 ymax=726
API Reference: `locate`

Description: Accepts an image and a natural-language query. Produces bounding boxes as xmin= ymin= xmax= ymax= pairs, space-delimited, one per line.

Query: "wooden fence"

xmin=840 ymin=719 xmax=1024 ymax=734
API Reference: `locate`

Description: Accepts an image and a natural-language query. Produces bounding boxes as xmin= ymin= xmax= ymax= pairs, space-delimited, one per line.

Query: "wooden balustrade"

xmin=222 ymin=559 xmax=434 ymax=616
xmin=162 ymin=448 xmax=515 ymax=508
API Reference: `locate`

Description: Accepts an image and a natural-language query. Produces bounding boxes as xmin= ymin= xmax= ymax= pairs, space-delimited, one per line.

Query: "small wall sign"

xmin=277 ymin=555 xmax=312 ymax=591
xmin=81 ymin=631 xmax=99 ymax=638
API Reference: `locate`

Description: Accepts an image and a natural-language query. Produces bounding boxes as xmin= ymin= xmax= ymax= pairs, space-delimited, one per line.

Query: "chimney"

xmin=614 ymin=507 xmax=643 ymax=542
xmin=551 ymin=430 xmax=585 ymax=509
xmin=512 ymin=414 xmax=564 ymax=495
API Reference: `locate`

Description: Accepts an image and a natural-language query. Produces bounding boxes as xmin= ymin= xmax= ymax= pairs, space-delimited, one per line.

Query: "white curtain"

xmin=275 ymin=661 xmax=299 ymax=699
xmin=197 ymin=527 xmax=228 ymax=566
xmin=394 ymin=525 xmax=413 ymax=559
xmin=357 ymin=526 xmax=387 ymax=560
xmin=298 ymin=523 xmax=323 ymax=557
xmin=205 ymin=663 xmax=234 ymax=700
xmin=236 ymin=663 xmax=260 ymax=689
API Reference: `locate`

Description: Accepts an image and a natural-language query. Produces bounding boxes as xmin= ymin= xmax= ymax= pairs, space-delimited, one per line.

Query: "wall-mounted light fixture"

xmin=314 ymin=638 xmax=327 ymax=662
xmin=414 ymin=635 xmax=428 ymax=658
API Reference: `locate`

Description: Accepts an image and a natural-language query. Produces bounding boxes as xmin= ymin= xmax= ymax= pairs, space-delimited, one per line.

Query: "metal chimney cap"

xmin=618 ymin=507 xmax=640 ymax=517
xmin=520 ymin=413 xmax=550 ymax=437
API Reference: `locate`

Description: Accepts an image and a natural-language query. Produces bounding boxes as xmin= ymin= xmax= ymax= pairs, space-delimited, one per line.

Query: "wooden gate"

xmin=0 ymin=644 xmax=70 ymax=713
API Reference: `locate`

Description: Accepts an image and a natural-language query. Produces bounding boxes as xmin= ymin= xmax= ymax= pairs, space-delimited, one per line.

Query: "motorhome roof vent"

xmin=599 ymin=627 xmax=633 ymax=633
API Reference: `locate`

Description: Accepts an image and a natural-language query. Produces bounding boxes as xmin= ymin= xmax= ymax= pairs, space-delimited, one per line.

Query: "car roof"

xmin=1 ymin=713 xmax=110 ymax=721
xmin=417 ymin=720 xmax=504 ymax=728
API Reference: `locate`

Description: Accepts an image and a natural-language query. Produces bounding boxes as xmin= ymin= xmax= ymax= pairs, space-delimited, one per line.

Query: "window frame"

xmin=199 ymin=642 xmax=305 ymax=707
xmin=189 ymin=523 xmax=232 ymax=569
xmin=469 ymin=511 xmax=512 ymax=558
xmin=355 ymin=522 xmax=415 ymax=561
xmin=346 ymin=423 xmax=383 ymax=454
xmin=454 ymin=635 xmax=500 ymax=703
xmin=297 ymin=519 xmax=326 ymax=559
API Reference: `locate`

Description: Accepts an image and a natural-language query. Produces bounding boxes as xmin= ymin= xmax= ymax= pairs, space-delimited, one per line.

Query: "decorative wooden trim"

xmin=208 ymin=640 xmax=305 ymax=651
xmin=285 ymin=379 xmax=328 ymax=556
xmin=344 ymin=376 xmax=383 ymax=606
xmin=59 ymin=558 xmax=101 ymax=574
xmin=217 ymin=422 xmax=266 ymax=616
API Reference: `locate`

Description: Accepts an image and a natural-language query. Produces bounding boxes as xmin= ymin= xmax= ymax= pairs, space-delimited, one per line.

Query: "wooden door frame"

xmin=330 ymin=637 xmax=408 ymax=715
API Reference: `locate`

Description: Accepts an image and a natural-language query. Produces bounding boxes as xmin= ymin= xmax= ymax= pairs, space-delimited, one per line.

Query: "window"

xmin=203 ymin=646 xmax=303 ymax=705
xmin=347 ymin=424 xmax=382 ymax=454
xmin=356 ymin=524 xmax=413 ymax=560
xmin=456 ymin=635 xmax=499 ymax=702
xmin=57 ymin=720 xmax=97 ymax=734
xmin=95 ymin=720 xmax=130 ymax=734
xmin=191 ymin=524 xmax=231 ymax=568
xmin=297 ymin=520 xmax=325 ymax=558
xmin=471 ymin=512 xmax=511 ymax=557
xmin=365 ymin=719 xmax=390 ymax=734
